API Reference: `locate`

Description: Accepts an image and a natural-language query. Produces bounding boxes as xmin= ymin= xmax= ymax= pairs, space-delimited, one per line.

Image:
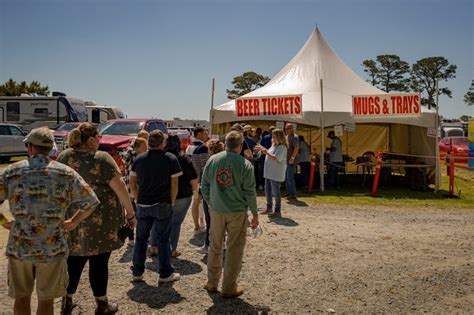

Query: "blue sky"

xmin=1 ymin=0 xmax=472 ymax=120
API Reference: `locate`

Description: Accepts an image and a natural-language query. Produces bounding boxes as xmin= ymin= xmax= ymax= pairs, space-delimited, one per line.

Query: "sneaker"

xmin=159 ymin=272 xmax=180 ymax=283
xmin=171 ymin=250 xmax=181 ymax=258
xmin=221 ymin=287 xmax=244 ymax=298
xmin=287 ymin=196 xmax=297 ymax=201
xmin=132 ymin=275 xmax=144 ymax=282
xmin=269 ymin=212 xmax=282 ymax=218
xmin=260 ymin=209 xmax=273 ymax=215
xmin=197 ymin=245 xmax=208 ymax=254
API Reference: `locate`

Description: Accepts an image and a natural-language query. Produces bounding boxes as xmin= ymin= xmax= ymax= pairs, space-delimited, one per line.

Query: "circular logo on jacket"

xmin=216 ymin=167 xmax=232 ymax=186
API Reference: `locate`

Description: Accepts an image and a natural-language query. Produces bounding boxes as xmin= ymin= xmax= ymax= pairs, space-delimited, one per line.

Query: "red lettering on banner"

xmin=396 ymin=96 xmax=403 ymax=114
xmin=277 ymin=98 xmax=284 ymax=114
xmin=236 ymin=99 xmax=244 ymax=117
xmin=403 ymin=96 xmax=409 ymax=113
xmin=284 ymin=97 xmax=289 ymax=114
xmin=253 ymin=99 xmax=260 ymax=116
xmin=362 ymin=97 xmax=368 ymax=114
xmin=391 ymin=96 xmax=397 ymax=114
xmin=262 ymin=98 xmax=268 ymax=115
xmin=374 ymin=96 xmax=380 ymax=114
xmin=413 ymin=95 xmax=420 ymax=113
xmin=353 ymin=94 xmax=420 ymax=117
xmin=369 ymin=97 xmax=375 ymax=114
xmin=353 ymin=97 xmax=361 ymax=115
xmin=295 ymin=96 xmax=301 ymax=114
xmin=271 ymin=98 xmax=278 ymax=115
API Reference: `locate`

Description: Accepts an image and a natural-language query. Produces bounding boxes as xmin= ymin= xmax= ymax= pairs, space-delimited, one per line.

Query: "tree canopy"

xmin=362 ymin=55 xmax=410 ymax=93
xmin=226 ymin=71 xmax=270 ymax=100
xmin=464 ymin=80 xmax=474 ymax=106
xmin=410 ymin=57 xmax=457 ymax=109
xmin=0 ymin=78 xmax=49 ymax=96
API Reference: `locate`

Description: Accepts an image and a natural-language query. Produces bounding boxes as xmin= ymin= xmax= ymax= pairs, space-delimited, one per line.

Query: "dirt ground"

xmin=0 ymin=198 xmax=473 ymax=314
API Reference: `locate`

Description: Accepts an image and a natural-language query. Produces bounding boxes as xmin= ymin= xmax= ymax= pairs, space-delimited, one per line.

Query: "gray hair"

xmin=225 ymin=131 xmax=243 ymax=151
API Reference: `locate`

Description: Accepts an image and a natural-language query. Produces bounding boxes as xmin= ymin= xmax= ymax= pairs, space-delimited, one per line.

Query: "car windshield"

xmin=452 ymin=138 xmax=467 ymax=147
xmin=57 ymin=123 xmax=79 ymax=131
xmin=100 ymin=121 xmax=144 ymax=136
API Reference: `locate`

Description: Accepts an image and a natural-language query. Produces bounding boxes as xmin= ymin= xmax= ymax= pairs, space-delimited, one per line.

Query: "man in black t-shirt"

xmin=130 ymin=130 xmax=182 ymax=284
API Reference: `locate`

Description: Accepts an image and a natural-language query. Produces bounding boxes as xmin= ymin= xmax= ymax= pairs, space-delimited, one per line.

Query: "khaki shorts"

xmin=8 ymin=257 xmax=68 ymax=300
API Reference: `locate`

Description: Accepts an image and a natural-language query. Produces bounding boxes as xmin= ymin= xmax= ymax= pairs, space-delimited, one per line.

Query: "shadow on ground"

xmin=146 ymin=257 xmax=202 ymax=276
xmin=267 ymin=216 xmax=299 ymax=227
xmin=206 ymin=292 xmax=270 ymax=314
xmin=118 ymin=244 xmax=134 ymax=263
xmin=127 ymin=281 xmax=184 ymax=309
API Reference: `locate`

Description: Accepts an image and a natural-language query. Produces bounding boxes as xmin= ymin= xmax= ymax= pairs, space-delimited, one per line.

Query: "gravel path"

xmin=0 ymin=198 xmax=473 ymax=314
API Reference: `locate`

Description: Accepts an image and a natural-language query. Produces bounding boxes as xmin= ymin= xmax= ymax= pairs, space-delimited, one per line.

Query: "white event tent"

xmin=212 ymin=29 xmax=437 ymax=178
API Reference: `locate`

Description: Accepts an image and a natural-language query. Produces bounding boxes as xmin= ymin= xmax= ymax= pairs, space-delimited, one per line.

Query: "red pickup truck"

xmin=98 ymin=118 xmax=168 ymax=173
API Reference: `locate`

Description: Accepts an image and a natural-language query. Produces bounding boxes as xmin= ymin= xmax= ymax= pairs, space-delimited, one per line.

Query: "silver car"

xmin=0 ymin=123 xmax=28 ymax=163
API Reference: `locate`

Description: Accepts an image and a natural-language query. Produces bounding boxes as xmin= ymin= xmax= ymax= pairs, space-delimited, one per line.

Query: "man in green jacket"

xmin=201 ymin=131 xmax=259 ymax=298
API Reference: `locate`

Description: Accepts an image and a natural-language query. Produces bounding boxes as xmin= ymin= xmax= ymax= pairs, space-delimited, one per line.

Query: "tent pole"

xmin=209 ymin=78 xmax=215 ymax=134
xmin=319 ymin=79 xmax=325 ymax=192
xmin=435 ymin=79 xmax=440 ymax=192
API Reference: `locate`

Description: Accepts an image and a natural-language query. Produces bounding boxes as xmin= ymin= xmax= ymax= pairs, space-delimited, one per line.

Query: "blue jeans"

xmin=285 ymin=164 xmax=296 ymax=197
xmin=170 ymin=197 xmax=192 ymax=252
xmin=132 ymin=203 xmax=174 ymax=278
xmin=265 ymin=178 xmax=281 ymax=213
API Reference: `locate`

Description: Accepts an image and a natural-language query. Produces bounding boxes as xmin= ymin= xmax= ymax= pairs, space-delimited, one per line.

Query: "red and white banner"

xmin=352 ymin=94 xmax=421 ymax=117
xmin=235 ymin=95 xmax=302 ymax=117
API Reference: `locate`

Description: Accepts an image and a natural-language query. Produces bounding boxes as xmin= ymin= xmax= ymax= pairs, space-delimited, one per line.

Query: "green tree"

xmin=464 ymin=80 xmax=474 ymax=106
xmin=226 ymin=71 xmax=270 ymax=99
xmin=0 ymin=78 xmax=49 ymax=96
xmin=362 ymin=55 xmax=410 ymax=92
xmin=459 ymin=115 xmax=472 ymax=121
xmin=362 ymin=59 xmax=379 ymax=86
xmin=410 ymin=57 xmax=457 ymax=109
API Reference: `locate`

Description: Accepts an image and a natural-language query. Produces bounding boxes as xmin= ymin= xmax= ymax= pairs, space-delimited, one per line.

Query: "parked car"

xmin=0 ymin=123 xmax=28 ymax=162
xmin=168 ymin=129 xmax=192 ymax=151
xmin=439 ymin=136 xmax=468 ymax=164
xmin=98 ymin=118 xmax=168 ymax=173
xmin=52 ymin=122 xmax=84 ymax=152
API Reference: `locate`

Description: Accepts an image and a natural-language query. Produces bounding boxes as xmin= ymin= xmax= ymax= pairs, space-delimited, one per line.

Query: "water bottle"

xmin=247 ymin=224 xmax=263 ymax=238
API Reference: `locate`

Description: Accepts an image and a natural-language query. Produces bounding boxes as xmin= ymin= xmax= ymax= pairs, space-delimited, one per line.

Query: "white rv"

xmin=85 ymin=102 xmax=125 ymax=124
xmin=0 ymin=94 xmax=88 ymax=131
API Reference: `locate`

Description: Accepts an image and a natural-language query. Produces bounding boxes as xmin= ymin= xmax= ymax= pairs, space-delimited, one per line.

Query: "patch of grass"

xmin=298 ymin=168 xmax=474 ymax=209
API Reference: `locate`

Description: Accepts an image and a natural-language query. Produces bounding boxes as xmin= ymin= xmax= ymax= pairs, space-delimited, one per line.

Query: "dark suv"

xmin=98 ymin=119 xmax=167 ymax=173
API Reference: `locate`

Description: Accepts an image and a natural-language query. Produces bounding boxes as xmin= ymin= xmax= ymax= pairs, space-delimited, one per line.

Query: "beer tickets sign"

xmin=235 ymin=95 xmax=302 ymax=117
xmin=352 ymin=94 xmax=421 ymax=117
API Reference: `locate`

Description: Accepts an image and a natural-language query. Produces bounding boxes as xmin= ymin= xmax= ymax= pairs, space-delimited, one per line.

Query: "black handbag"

xmin=117 ymin=225 xmax=134 ymax=242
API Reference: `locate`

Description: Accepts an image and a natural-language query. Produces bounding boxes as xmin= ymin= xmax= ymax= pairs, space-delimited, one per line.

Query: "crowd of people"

xmin=0 ymin=121 xmax=343 ymax=314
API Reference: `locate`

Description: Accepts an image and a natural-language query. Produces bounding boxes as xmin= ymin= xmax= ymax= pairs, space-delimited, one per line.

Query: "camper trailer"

xmin=0 ymin=94 xmax=88 ymax=131
xmin=85 ymin=102 xmax=125 ymax=123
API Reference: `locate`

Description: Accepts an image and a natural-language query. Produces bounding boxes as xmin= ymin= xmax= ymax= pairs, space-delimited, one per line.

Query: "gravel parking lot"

xmin=0 ymin=196 xmax=473 ymax=314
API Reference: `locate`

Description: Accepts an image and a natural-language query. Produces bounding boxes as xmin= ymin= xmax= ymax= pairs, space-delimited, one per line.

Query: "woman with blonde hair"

xmin=256 ymin=128 xmax=288 ymax=217
xmin=57 ymin=123 xmax=136 ymax=314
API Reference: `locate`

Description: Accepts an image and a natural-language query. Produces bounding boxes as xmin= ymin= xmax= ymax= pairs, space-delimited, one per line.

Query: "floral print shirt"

xmin=0 ymin=155 xmax=99 ymax=262
xmin=57 ymin=149 xmax=124 ymax=256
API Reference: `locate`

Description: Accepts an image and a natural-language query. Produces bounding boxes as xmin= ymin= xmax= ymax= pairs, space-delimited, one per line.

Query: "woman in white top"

xmin=257 ymin=129 xmax=288 ymax=217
